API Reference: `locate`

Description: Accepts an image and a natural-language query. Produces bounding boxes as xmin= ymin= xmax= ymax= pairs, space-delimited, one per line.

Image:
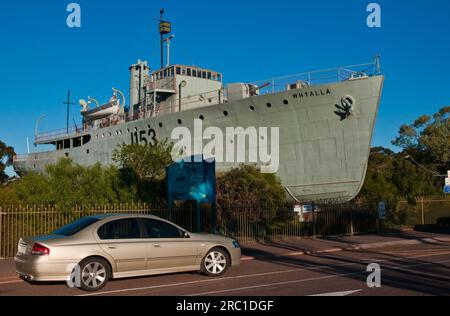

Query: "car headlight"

xmin=232 ymin=240 xmax=240 ymax=249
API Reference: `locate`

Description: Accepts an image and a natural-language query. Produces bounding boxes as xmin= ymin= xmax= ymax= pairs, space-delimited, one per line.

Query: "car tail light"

xmin=31 ymin=243 xmax=50 ymax=256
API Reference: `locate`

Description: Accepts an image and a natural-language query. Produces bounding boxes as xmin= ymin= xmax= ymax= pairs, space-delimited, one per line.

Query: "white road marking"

xmin=187 ymin=259 xmax=450 ymax=296
xmin=78 ymin=251 xmax=450 ymax=296
xmin=309 ymin=289 xmax=362 ymax=296
xmin=0 ymin=279 xmax=23 ymax=285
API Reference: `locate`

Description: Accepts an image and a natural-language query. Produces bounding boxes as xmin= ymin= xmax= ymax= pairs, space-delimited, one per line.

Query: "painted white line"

xmin=187 ymin=259 xmax=450 ymax=296
xmin=78 ymin=250 xmax=450 ymax=296
xmin=0 ymin=279 xmax=22 ymax=285
xmin=186 ymin=272 xmax=364 ymax=296
xmin=309 ymin=289 xmax=362 ymax=296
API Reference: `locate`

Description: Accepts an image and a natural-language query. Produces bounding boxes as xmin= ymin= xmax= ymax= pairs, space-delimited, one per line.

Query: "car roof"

xmin=89 ymin=213 xmax=162 ymax=221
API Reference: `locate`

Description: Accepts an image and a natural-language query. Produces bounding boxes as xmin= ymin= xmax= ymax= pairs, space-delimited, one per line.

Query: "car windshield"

xmin=53 ymin=217 xmax=100 ymax=236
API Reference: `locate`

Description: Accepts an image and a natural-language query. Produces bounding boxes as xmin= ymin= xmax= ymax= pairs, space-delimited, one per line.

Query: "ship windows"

xmin=73 ymin=137 xmax=82 ymax=148
xmin=178 ymin=119 xmax=182 ymax=125
xmin=283 ymin=99 xmax=289 ymax=105
xmin=82 ymin=135 xmax=91 ymax=145
xmin=176 ymin=67 xmax=181 ymax=75
xmin=202 ymin=71 xmax=206 ymax=79
xmin=86 ymin=149 xmax=90 ymax=154
xmin=57 ymin=141 xmax=63 ymax=150
xmin=267 ymin=102 xmax=272 ymax=108
xmin=192 ymin=70 xmax=197 ymax=78
xmin=187 ymin=68 xmax=191 ymax=76
xmin=217 ymin=74 xmax=222 ymax=82
xmin=159 ymin=122 xmax=163 ymax=128
xmin=207 ymin=72 xmax=212 ymax=80
xmin=164 ymin=69 xmax=167 ymax=78
xmin=223 ymin=111 xmax=229 ymax=117
xmin=64 ymin=139 xmax=70 ymax=149
xmin=199 ymin=115 xmax=204 ymax=120
xmin=249 ymin=105 xmax=255 ymax=111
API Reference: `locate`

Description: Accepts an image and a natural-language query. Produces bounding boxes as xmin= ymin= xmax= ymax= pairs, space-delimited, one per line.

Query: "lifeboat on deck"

xmin=80 ymin=88 xmax=125 ymax=122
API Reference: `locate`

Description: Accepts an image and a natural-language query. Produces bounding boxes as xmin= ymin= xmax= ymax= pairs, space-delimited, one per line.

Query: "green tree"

xmin=392 ymin=106 xmax=450 ymax=171
xmin=10 ymin=158 xmax=140 ymax=209
xmin=217 ymin=165 xmax=286 ymax=206
xmin=112 ymin=140 xmax=174 ymax=182
xmin=0 ymin=140 xmax=15 ymax=183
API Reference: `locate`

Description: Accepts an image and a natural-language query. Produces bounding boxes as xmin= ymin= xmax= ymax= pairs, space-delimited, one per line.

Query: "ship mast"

xmin=158 ymin=8 xmax=172 ymax=69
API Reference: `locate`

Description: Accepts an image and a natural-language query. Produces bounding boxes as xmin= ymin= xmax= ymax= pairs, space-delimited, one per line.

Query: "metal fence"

xmin=0 ymin=202 xmax=378 ymax=258
xmin=395 ymin=197 xmax=450 ymax=226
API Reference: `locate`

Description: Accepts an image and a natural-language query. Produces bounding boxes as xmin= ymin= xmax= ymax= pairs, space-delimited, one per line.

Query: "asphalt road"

xmin=1 ymin=242 xmax=449 ymax=296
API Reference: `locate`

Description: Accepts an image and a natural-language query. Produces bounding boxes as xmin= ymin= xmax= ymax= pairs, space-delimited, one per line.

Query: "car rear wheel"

xmin=201 ymin=248 xmax=230 ymax=277
xmin=79 ymin=257 xmax=110 ymax=292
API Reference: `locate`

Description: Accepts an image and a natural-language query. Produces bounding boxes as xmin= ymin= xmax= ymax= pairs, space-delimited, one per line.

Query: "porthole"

xmin=178 ymin=119 xmax=182 ymax=125
xmin=267 ymin=103 xmax=272 ymax=108
xmin=283 ymin=100 xmax=289 ymax=105
xmin=159 ymin=122 xmax=163 ymax=128
xmin=199 ymin=115 xmax=204 ymax=120
xmin=249 ymin=105 xmax=255 ymax=111
xmin=223 ymin=111 xmax=229 ymax=117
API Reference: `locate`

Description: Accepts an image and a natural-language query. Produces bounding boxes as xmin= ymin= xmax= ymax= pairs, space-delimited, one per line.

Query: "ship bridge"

xmin=129 ymin=60 xmax=224 ymax=119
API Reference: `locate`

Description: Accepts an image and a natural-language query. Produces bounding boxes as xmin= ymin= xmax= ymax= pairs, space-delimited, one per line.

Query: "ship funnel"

xmin=129 ymin=59 xmax=150 ymax=117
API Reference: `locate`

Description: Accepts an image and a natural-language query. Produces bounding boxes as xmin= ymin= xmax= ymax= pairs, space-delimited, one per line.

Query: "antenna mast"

xmin=62 ymin=90 xmax=74 ymax=134
xmin=158 ymin=8 xmax=172 ymax=69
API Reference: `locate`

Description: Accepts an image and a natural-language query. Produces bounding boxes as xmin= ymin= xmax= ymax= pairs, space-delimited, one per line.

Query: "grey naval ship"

xmin=14 ymin=11 xmax=384 ymax=203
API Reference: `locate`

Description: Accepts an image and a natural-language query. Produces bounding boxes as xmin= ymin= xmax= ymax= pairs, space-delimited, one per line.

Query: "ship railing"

xmin=251 ymin=59 xmax=381 ymax=96
xmin=13 ymin=154 xmax=30 ymax=162
xmin=35 ymin=126 xmax=83 ymax=143
xmin=13 ymin=150 xmax=56 ymax=162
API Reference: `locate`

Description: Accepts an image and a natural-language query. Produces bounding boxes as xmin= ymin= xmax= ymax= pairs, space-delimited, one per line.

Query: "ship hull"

xmin=15 ymin=75 xmax=384 ymax=202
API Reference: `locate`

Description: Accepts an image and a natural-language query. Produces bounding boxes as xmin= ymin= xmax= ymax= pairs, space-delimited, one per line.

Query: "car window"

xmin=141 ymin=219 xmax=182 ymax=239
xmin=53 ymin=217 xmax=99 ymax=236
xmin=97 ymin=218 xmax=141 ymax=240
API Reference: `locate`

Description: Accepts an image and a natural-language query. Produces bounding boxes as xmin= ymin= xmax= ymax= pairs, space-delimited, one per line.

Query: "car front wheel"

xmin=201 ymin=248 xmax=230 ymax=277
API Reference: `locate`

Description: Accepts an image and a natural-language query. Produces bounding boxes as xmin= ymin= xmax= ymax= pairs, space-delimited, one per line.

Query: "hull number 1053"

xmin=130 ymin=126 xmax=157 ymax=146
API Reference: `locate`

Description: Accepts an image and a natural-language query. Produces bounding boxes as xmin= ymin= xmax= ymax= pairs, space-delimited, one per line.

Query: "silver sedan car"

xmin=15 ymin=214 xmax=241 ymax=291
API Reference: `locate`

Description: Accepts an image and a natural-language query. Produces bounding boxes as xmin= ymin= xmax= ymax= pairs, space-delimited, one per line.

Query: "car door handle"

xmin=108 ymin=246 xmax=117 ymax=249
xmin=153 ymin=244 xmax=161 ymax=248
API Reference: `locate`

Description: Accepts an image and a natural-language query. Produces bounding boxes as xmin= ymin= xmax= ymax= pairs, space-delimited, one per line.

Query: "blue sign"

xmin=166 ymin=155 xmax=216 ymax=203
xmin=444 ymin=186 xmax=450 ymax=194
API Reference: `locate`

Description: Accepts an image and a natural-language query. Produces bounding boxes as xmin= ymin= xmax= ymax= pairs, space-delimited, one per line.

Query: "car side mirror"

xmin=182 ymin=231 xmax=190 ymax=238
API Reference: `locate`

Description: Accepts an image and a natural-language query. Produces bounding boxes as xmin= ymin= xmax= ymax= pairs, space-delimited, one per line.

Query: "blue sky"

xmin=1 ymin=0 xmax=450 ymax=168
